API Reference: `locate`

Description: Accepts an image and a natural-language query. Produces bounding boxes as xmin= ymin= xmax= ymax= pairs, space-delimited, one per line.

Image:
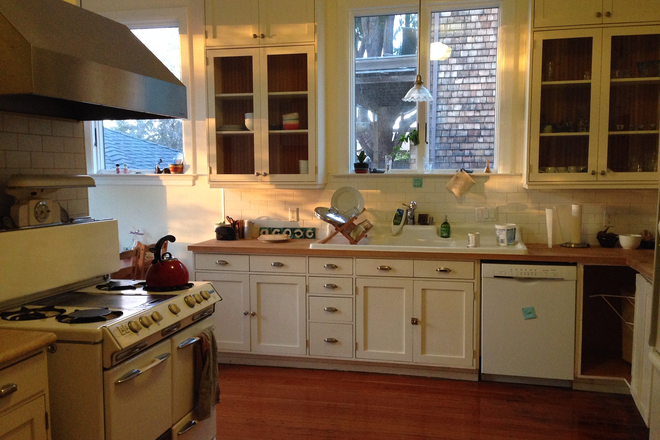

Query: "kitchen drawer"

xmin=308 ymin=257 xmax=353 ymax=275
xmin=308 ymin=323 xmax=353 ymax=358
xmin=249 ymin=255 xmax=306 ymax=274
xmin=414 ymin=260 xmax=475 ymax=280
xmin=355 ymin=258 xmax=414 ymax=277
xmin=195 ymin=254 xmax=249 ymax=272
xmin=308 ymin=277 xmax=353 ymax=296
xmin=0 ymin=352 xmax=47 ymax=413
xmin=308 ymin=297 xmax=353 ymax=323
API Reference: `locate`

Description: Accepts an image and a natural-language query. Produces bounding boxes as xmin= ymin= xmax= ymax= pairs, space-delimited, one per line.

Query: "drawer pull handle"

xmin=215 ymin=260 xmax=229 ymax=266
xmin=436 ymin=267 xmax=452 ymax=273
xmin=324 ymin=263 xmax=338 ymax=269
xmin=324 ymin=307 xmax=338 ymax=312
xmin=178 ymin=337 xmax=200 ymax=349
xmin=178 ymin=420 xmax=198 ymax=435
xmin=377 ymin=265 xmax=392 ymax=271
xmin=323 ymin=284 xmax=338 ymax=289
xmin=115 ymin=353 xmax=170 ymax=384
xmin=0 ymin=383 xmax=17 ymax=399
xmin=324 ymin=338 xmax=338 ymax=343
xmin=271 ymin=262 xmax=284 ymax=267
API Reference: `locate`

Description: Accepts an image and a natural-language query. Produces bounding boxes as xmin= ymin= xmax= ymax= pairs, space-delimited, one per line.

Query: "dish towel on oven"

xmin=194 ymin=328 xmax=220 ymax=420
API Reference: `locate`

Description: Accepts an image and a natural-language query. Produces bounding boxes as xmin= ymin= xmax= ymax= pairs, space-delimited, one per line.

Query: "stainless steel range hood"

xmin=0 ymin=0 xmax=187 ymax=121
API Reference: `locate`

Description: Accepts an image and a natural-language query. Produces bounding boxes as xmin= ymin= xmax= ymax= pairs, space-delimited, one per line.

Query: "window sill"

xmin=91 ymin=173 xmax=198 ymax=186
xmin=333 ymin=172 xmax=521 ymax=178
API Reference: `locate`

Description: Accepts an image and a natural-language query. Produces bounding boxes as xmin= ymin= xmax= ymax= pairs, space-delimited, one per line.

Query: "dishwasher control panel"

xmin=482 ymin=263 xmax=577 ymax=280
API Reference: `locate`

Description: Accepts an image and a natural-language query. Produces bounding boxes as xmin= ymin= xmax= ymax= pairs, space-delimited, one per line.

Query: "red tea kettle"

xmin=145 ymin=235 xmax=189 ymax=288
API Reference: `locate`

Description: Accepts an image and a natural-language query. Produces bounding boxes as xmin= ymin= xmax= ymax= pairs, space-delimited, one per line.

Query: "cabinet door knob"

xmin=255 ymin=172 xmax=261 ymax=176
xmin=323 ymin=284 xmax=338 ymax=289
xmin=377 ymin=265 xmax=392 ymax=271
xmin=411 ymin=317 xmax=419 ymax=325
xmin=250 ymin=311 xmax=256 ymax=316
xmin=324 ymin=263 xmax=338 ymax=269
xmin=604 ymin=11 xmax=611 ymax=17
xmin=253 ymin=33 xmax=259 ymax=39
xmin=595 ymin=11 xmax=602 ymax=17
xmin=260 ymin=33 xmax=266 ymax=39
xmin=215 ymin=260 xmax=229 ymax=266
xmin=262 ymin=172 xmax=268 ymax=176
xmin=244 ymin=311 xmax=249 ymax=315
xmin=324 ymin=338 xmax=338 ymax=343
xmin=436 ymin=267 xmax=452 ymax=273
xmin=591 ymin=170 xmax=597 ymax=175
xmin=324 ymin=307 xmax=338 ymax=312
xmin=600 ymin=170 xmax=606 ymax=176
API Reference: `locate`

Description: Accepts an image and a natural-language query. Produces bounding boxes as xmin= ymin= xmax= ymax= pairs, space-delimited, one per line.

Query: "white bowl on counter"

xmin=619 ymin=234 xmax=642 ymax=249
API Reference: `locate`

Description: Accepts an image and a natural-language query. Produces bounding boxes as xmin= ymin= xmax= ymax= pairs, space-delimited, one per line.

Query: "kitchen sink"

xmin=309 ymin=224 xmax=529 ymax=255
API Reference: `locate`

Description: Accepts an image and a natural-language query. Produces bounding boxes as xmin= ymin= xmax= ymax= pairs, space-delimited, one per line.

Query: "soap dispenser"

xmin=392 ymin=208 xmax=405 ymax=235
xmin=440 ymin=215 xmax=451 ymax=238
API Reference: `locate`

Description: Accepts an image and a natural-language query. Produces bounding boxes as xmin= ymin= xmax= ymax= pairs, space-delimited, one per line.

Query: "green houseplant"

xmin=354 ymin=150 xmax=370 ymax=174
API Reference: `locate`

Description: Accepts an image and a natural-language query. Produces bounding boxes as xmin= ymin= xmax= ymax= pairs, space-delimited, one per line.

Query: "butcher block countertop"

xmin=188 ymin=239 xmax=655 ymax=279
xmin=0 ymin=330 xmax=56 ymax=369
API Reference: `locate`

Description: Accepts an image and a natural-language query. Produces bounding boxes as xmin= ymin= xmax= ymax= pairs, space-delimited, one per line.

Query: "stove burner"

xmin=1 ymin=305 xmax=66 ymax=321
xmin=96 ymin=280 xmax=140 ymax=291
xmin=56 ymin=308 xmax=123 ymax=324
xmin=143 ymin=283 xmax=194 ymax=292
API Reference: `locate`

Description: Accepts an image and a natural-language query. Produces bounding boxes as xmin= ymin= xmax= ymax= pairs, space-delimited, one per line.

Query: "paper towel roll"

xmin=546 ymin=208 xmax=553 ymax=248
xmin=571 ymin=204 xmax=582 ymax=244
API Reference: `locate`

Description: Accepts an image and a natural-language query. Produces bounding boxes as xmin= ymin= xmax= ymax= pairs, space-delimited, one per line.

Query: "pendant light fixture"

xmin=402 ymin=0 xmax=434 ymax=102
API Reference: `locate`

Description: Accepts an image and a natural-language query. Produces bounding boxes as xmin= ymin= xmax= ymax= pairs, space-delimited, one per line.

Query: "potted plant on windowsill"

xmin=354 ymin=151 xmax=370 ymax=174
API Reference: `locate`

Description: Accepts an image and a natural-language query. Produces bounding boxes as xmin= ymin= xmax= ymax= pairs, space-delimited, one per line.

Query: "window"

xmin=351 ymin=3 xmax=505 ymax=173
xmin=94 ymin=26 xmax=184 ymax=173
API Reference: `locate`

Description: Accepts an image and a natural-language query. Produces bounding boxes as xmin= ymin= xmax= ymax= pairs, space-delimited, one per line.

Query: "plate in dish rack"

xmin=331 ymin=187 xmax=364 ymax=218
xmin=258 ymin=234 xmax=290 ymax=243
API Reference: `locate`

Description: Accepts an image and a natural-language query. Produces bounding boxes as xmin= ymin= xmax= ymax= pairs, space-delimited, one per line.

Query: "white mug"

xmin=467 ymin=232 xmax=480 ymax=248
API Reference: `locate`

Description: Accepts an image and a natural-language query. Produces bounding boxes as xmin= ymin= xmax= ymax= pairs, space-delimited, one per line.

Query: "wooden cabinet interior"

xmin=580 ymin=265 xmax=637 ymax=381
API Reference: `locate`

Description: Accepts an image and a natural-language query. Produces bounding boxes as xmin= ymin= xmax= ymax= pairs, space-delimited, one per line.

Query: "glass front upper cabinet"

xmin=528 ymin=26 xmax=660 ymax=187
xmin=207 ymin=46 xmax=316 ymax=184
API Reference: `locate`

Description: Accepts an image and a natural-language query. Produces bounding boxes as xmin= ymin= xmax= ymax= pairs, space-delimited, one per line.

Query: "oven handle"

xmin=115 ymin=353 xmax=171 ymax=384
xmin=177 ymin=326 xmax=216 ymax=350
xmin=177 ymin=420 xmax=198 ymax=435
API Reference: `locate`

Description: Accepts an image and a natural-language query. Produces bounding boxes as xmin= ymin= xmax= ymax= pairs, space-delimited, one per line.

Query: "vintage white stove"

xmin=0 ymin=220 xmax=220 ymax=440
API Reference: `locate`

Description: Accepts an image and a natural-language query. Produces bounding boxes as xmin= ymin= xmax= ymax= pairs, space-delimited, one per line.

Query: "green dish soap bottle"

xmin=440 ymin=215 xmax=451 ymax=238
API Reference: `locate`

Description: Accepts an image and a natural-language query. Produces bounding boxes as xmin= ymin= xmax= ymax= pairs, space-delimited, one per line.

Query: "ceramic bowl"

xmin=283 ymin=121 xmax=300 ymax=130
xmin=619 ymin=234 xmax=642 ymax=249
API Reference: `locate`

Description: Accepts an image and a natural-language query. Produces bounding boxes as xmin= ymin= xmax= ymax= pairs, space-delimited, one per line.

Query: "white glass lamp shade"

xmin=430 ymin=42 xmax=452 ymax=61
xmin=402 ymin=74 xmax=434 ymax=102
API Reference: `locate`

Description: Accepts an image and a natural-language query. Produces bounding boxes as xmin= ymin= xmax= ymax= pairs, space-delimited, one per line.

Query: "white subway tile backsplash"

xmin=28 ymin=118 xmax=52 ymax=136
xmin=3 ymin=114 xmax=29 ymax=133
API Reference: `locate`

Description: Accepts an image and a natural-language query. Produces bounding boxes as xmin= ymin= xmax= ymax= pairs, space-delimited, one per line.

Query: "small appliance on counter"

xmin=5 ymin=174 xmax=95 ymax=228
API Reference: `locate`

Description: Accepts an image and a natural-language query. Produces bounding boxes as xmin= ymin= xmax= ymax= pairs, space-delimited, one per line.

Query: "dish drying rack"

xmin=316 ymin=208 xmax=372 ymax=245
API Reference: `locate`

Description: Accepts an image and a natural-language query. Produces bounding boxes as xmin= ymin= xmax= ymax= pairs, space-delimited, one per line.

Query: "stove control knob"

xmin=184 ymin=295 xmax=197 ymax=308
xmin=200 ymin=290 xmax=211 ymax=300
xmin=168 ymin=304 xmax=181 ymax=315
xmin=128 ymin=321 xmax=142 ymax=333
xmin=139 ymin=316 xmax=153 ymax=328
xmin=151 ymin=311 xmax=163 ymax=322
xmin=194 ymin=293 xmax=203 ymax=303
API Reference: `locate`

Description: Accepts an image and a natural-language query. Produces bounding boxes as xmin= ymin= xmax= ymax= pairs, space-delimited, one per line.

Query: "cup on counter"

xmin=496 ymin=224 xmax=517 ymax=246
xmin=468 ymin=232 xmax=480 ymax=248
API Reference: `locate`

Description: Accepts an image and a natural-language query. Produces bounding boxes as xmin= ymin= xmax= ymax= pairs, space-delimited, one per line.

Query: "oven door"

xmin=171 ymin=316 xmax=217 ymax=440
xmin=103 ymin=339 xmax=172 ymax=440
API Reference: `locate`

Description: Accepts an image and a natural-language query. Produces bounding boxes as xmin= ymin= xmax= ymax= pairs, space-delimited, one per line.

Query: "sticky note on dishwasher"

xmin=522 ymin=307 xmax=536 ymax=320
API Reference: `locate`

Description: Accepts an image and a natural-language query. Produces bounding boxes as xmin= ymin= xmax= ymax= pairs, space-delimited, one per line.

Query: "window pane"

xmin=428 ymin=8 xmax=498 ymax=171
xmin=354 ymin=13 xmax=419 ymax=171
xmin=101 ymin=27 xmax=183 ymax=171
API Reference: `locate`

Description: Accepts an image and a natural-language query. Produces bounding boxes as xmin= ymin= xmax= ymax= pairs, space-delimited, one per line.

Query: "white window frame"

xmin=83 ymin=6 xmax=196 ymax=185
xmin=338 ymin=0 xmax=527 ymax=175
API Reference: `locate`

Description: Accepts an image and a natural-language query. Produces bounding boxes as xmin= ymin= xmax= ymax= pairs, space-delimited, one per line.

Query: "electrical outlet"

xmin=603 ymin=211 xmax=614 ymax=227
xmin=289 ymin=207 xmax=299 ymax=222
xmin=475 ymin=207 xmax=496 ymax=222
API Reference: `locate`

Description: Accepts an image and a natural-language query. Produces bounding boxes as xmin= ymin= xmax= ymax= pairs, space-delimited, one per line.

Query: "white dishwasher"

xmin=481 ymin=263 xmax=577 ymax=384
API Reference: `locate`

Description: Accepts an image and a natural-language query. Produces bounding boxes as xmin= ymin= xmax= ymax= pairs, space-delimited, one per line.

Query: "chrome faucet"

xmin=404 ymin=201 xmax=417 ymax=225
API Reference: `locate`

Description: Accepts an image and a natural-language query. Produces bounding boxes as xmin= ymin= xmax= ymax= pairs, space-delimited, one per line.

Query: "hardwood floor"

xmin=216 ymin=365 xmax=650 ymax=440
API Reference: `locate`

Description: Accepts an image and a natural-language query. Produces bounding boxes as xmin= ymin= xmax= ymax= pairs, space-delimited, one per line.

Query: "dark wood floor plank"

xmin=216 ymin=365 xmax=649 ymax=440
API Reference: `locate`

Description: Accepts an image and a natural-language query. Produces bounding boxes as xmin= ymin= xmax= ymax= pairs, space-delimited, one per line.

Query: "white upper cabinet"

xmin=534 ymin=0 xmax=660 ymax=28
xmin=205 ymin=0 xmax=315 ymax=47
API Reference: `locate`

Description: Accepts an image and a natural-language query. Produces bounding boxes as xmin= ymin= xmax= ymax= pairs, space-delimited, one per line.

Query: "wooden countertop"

xmin=0 ymin=330 xmax=56 ymax=369
xmin=188 ymin=239 xmax=655 ymax=279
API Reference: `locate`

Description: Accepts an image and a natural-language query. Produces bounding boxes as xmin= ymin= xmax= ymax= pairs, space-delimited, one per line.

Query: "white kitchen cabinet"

xmin=526 ymin=26 xmax=660 ymax=188
xmin=534 ymin=0 xmax=660 ymax=28
xmin=631 ymin=274 xmax=654 ymax=425
xmin=207 ymin=45 xmax=318 ymax=186
xmin=0 ymin=351 xmax=50 ymax=440
xmin=205 ymin=0 xmax=315 ymax=48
